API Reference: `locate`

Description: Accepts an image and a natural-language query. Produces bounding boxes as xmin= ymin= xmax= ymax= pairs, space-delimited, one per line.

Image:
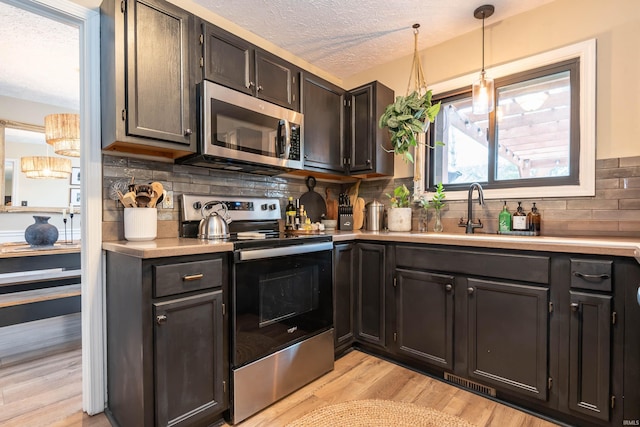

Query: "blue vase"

xmin=25 ymin=216 xmax=59 ymax=247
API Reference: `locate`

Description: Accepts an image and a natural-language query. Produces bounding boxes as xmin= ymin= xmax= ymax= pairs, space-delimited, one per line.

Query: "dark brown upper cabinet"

xmin=347 ymin=81 xmax=394 ymax=177
xmin=100 ymin=0 xmax=197 ymax=159
xmin=302 ymin=73 xmax=346 ymax=174
xmin=301 ymin=75 xmax=394 ymax=177
xmin=200 ymin=22 xmax=300 ymax=111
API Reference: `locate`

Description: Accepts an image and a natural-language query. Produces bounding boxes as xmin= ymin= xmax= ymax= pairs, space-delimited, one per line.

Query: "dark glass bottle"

xmin=512 ymin=201 xmax=528 ymax=231
xmin=285 ymin=196 xmax=296 ymax=230
xmin=294 ymin=198 xmax=301 ymax=230
xmin=528 ymin=202 xmax=541 ymax=234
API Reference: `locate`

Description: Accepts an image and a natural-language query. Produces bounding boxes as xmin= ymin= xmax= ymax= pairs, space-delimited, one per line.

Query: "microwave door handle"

xmin=277 ymin=119 xmax=291 ymax=159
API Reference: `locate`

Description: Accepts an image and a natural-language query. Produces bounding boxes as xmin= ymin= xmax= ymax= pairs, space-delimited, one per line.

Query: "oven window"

xmin=259 ymin=265 xmax=319 ymax=328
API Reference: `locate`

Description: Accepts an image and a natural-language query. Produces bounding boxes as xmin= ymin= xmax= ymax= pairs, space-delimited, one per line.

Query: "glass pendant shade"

xmin=472 ymin=71 xmax=495 ymax=114
xmin=44 ymin=113 xmax=80 ymax=157
xmin=21 ymin=156 xmax=72 ymax=179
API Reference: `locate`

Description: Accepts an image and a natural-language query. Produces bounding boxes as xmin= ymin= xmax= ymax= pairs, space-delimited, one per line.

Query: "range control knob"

xmin=269 ymin=204 xmax=277 ymax=210
xmin=193 ymin=201 xmax=202 ymax=210
xmin=261 ymin=203 xmax=268 ymax=210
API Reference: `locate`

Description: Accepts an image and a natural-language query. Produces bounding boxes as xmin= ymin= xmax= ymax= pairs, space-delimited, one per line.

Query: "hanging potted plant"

xmin=378 ymin=90 xmax=440 ymax=163
xmin=386 ymin=184 xmax=412 ymax=232
xmin=378 ymin=24 xmax=441 ymax=164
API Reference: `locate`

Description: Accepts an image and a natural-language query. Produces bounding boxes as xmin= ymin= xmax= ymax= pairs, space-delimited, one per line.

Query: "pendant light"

xmin=472 ymin=4 xmax=495 ymax=115
xmin=45 ymin=113 xmax=80 ymax=157
xmin=21 ymin=155 xmax=72 ymax=179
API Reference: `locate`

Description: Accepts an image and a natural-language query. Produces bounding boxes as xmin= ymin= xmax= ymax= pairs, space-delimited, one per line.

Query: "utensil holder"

xmin=124 ymin=208 xmax=157 ymax=241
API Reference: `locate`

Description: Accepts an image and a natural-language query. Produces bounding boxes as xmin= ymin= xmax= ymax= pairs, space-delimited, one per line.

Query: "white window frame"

xmin=414 ymin=39 xmax=596 ymax=202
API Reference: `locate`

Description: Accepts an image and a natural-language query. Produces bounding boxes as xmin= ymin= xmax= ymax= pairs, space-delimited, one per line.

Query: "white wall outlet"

xmin=162 ymin=191 xmax=174 ymax=209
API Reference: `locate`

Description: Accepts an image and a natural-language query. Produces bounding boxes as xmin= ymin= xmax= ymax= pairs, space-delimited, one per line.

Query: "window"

xmin=414 ymin=40 xmax=596 ymax=201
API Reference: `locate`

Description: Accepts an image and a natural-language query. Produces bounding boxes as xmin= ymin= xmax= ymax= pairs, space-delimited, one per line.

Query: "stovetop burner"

xmin=180 ymin=194 xmax=331 ymax=249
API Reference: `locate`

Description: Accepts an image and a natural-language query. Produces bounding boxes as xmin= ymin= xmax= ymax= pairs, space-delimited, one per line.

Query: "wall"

xmin=344 ymin=0 xmax=640 ymax=173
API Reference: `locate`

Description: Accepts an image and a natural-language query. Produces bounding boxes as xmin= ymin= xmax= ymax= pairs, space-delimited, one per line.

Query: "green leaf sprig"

xmin=420 ymin=182 xmax=446 ymax=211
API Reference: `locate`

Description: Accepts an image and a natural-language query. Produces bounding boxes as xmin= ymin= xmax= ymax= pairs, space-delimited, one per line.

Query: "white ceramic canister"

xmin=124 ymin=208 xmax=157 ymax=241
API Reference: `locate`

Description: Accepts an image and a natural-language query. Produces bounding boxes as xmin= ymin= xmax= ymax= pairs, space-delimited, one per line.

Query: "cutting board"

xmin=325 ymin=188 xmax=338 ymax=220
xmin=299 ymin=176 xmax=326 ymax=223
xmin=353 ymin=197 xmax=365 ymax=230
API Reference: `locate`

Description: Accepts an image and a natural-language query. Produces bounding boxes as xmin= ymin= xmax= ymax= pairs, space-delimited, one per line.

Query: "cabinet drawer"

xmin=570 ymin=258 xmax=612 ymax=291
xmin=153 ymin=258 xmax=223 ymax=298
xmin=396 ymin=246 xmax=550 ymax=284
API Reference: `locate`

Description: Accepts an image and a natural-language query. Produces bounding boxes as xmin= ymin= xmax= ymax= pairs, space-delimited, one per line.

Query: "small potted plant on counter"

xmin=420 ymin=182 xmax=446 ymax=232
xmin=386 ymin=184 xmax=412 ymax=231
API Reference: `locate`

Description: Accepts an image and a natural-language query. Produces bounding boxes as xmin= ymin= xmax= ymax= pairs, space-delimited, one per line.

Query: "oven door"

xmin=232 ymin=242 xmax=333 ymax=368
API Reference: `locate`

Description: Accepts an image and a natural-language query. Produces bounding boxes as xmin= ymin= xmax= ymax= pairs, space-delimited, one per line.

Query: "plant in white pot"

xmin=386 ymin=184 xmax=412 ymax=232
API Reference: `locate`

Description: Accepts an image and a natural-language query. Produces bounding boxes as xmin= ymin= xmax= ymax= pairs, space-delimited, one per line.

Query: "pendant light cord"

xmin=481 ymin=12 xmax=486 ymax=73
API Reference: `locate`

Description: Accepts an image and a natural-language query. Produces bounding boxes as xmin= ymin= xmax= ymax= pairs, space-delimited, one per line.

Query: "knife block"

xmin=339 ymin=213 xmax=353 ymax=231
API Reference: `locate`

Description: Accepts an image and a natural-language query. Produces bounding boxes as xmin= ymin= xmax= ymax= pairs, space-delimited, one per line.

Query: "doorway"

xmin=0 ymin=0 xmax=103 ymax=417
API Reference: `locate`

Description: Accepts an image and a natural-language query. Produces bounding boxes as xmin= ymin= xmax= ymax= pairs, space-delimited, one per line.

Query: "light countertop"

xmin=102 ymin=232 xmax=640 ymax=261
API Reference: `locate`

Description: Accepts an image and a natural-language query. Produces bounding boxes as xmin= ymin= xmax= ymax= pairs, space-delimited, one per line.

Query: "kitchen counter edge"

xmin=102 ymin=233 xmax=640 ymax=261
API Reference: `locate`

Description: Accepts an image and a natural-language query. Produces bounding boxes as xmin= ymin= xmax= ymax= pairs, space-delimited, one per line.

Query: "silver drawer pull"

xmin=156 ymin=314 xmax=167 ymax=325
xmin=182 ymin=273 xmax=204 ymax=281
xmin=572 ymin=271 xmax=610 ymax=280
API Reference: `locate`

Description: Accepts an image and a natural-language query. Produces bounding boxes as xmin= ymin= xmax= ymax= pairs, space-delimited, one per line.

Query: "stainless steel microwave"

xmin=179 ymin=80 xmax=304 ymax=174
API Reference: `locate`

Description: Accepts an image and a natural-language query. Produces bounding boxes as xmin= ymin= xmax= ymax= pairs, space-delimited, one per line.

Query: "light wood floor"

xmin=0 ymin=347 xmax=560 ymax=426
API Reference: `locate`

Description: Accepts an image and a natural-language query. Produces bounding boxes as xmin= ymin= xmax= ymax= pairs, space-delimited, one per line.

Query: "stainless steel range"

xmin=181 ymin=194 xmax=334 ymax=424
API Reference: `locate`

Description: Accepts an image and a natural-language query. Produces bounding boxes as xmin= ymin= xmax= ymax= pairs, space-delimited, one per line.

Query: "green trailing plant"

xmin=378 ymin=90 xmax=441 ymax=163
xmin=420 ymin=182 xmax=446 ymax=211
xmin=386 ymin=184 xmax=411 ymax=208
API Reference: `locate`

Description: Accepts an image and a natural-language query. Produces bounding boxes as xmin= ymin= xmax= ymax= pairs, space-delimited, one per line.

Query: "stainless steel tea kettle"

xmin=198 ymin=201 xmax=231 ymax=239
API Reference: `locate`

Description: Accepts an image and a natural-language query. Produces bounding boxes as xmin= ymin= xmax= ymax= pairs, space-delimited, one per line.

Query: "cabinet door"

xmin=334 ymin=243 xmax=354 ymax=352
xmin=355 ymin=243 xmax=386 ymax=348
xmin=394 ymin=269 xmax=454 ymax=370
xmin=467 ymin=278 xmax=549 ymax=401
xmin=255 ymin=50 xmax=299 ymax=111
xmin=201 ymin=22 xmax=254 ymax=96
xmin=154 ymin=290 xmax=226 ymax=427
xmin=569 ymin=291 xmax=611 ymax=421
xmin=126 ymin=0 xmax=194 ymax=145
xmin=302 ymin=74 xmax=346 ymax=173
xmin=348 ymin=81 xmax=394 ymax=177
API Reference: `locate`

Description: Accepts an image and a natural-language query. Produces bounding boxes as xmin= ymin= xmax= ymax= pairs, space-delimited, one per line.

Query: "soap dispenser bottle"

xmin=527 ymin=202 xmax=541 ymax=234
xmin=498 ymin=201 xmax=512 ymax=233
xmin=512 ymin=202 xmax=528 ymax=231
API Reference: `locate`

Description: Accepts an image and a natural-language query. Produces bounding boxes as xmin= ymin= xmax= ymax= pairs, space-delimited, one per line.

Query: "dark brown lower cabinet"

xmin=394 ymin=269 xmax=454 ymax=370
xmin=466 ymin=278 xmax=549 ymax=401
xmin=105 ymin=251 xmax=228 ymax=427
xmin=333 ymin=243 xmax=355 ymax=353
xmin=355 ymin=243 xmax=387 ymax=348
xmin=568 ymin=291 xmax=612 ymax=421
xmin=154 ymin=291 xmax=225 ymax=426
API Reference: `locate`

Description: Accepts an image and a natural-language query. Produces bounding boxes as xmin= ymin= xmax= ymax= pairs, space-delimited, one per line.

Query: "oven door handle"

xmin=239 ymin=241 xmax=333 ymax=261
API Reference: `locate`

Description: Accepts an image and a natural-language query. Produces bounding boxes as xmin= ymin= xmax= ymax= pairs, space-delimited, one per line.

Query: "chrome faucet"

xmin=459 ymin=182 xmax=485 ymax=234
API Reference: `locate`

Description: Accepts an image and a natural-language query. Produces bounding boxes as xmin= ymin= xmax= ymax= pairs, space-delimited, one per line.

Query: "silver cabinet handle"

xmin=184 ymin=128 xmax=192 ymax=136
xmin=467 ymin=287 xmax=474 ymax=295
xmin=156 ymin=314 xmax=167 ymax=325
xmin=247 ymin=81 xmax=255 ymax=89
xmin=445 ymin=284 xmax=453 ymax=292
xmin=257 ymin=85 xmax=263 ymax=92
xmin=570 ymin=302 xmax=580 ymax=312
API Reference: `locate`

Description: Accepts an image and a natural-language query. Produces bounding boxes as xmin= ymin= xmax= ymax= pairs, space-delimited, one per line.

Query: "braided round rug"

xmin=285 ymin=399 xmax=477 ymax=427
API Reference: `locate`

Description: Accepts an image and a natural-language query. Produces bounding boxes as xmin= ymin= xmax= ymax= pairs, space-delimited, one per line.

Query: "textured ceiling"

xmin=194 ymin=0 xmax=556 ymax=80
xmin=0 ymin=1 xmax=79 ymax=110
xmin=0 ymin=0 xmax=556 ymax=110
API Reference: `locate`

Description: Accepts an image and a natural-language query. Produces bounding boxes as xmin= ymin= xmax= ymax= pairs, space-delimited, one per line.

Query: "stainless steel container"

xmin=364 ymin=200 xmax=385 ymax=231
